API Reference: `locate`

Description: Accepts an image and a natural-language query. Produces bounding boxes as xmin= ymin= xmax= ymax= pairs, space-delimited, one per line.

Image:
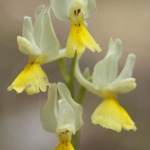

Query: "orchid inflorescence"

xmin=8 ymin=0 xmax=137 ymax=149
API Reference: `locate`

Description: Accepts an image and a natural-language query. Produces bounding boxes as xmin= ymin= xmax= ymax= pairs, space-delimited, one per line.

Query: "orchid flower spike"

xmin=51 ymin=0 xmax=102 ymax=57
xmin=7 ymin=5 xmax=65 ymax=95
xmin=40 ymin=82 xmax=83 ymax=150
xmin=75 ymin=38 xmax=137 ymax=132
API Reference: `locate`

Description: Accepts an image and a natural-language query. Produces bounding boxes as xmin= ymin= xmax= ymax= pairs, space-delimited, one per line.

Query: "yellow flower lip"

xmin=55 ymin=131 xmax=75 ymax=150
xmin=66 ymin=22 xmax=102 ymax=57
xmin=91 ymin=98 xmax=137 ymax=132
xmin=65 ymin=0 xmax=102 ymax=57
xmin=7 ymin=62 xmax=49 ymax=95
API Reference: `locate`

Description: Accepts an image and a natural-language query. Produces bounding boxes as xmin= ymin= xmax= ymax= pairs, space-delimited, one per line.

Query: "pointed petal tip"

xmin=7 ymin=85 xmax=13 ymax=92
xmin=7 ymin=85 xmax=24 ymax=94
xmin=97 ymin=45 xmax=103 ymax=52
xmin=23 ymin=16 xmax=31 ymax=20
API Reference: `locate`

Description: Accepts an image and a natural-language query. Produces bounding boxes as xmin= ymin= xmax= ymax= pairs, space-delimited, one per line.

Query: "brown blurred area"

xmin=0 ymin=0 xmax=150 ymax=150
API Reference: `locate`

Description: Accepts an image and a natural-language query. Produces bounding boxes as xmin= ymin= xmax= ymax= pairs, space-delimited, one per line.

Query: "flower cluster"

xmin=8 ymin=0 xmax=137 ymax=149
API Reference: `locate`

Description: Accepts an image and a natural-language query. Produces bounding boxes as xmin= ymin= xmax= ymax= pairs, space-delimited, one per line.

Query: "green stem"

xmin=76 ymin=85 xmax=87 ymax=105
xmin=76 ymin=68 xmax=92 ymax=104
xmin=57 ymin=58 xmax=70 ymax=83
xmin=67 ymin=53 xmax=77 ymax=98
xmin=72 ymin=131 xmax=80 ymax=150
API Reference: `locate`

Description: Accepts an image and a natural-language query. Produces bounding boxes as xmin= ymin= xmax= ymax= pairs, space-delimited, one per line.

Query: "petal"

xmin=92 ymin=53 xmax=118 ymax=89
xmin=40 ymin=84 xmax=58 ymax=133
xmin=56 ymin=99 xmax=76 ymax=134
xmin=108 ymin=54 xmax=136 ymax=93
xmin=108 ymin=78 xmax=137 ymax=94
xmin=43 ymin=48 xmax=66 ymax=64
xmin=91 ymin=98 xmax=137 ymax=132
xmin=17 ymin=36 xmax=41 ymax=56
xmin=40 ymin=6 xmax=60 ymax=58
xmin=84 ymin=0 xmax=97 ymax=18
xmin=57 ymin=82 xmax=83 ymax=133
xmin=113 ymin=54 xmax=136 ymax=82
xmin=92 ymin=39 xmax=124 ymax=89
xmin=7 ymin=63 xmax=49 ymax=95
xmin=121 ymin=106 xmax=137 ymax=131
xmin=35 ymin=4 xmax=45 ymax=19
xmin=51 ymin=0 xmax=75 ymax=20
xmin=105 ymin=38 xmax=123 ymax=61
xmin=22 ymin=16 xmax=34 ymax=44
xmin=33 ymin=5 xmax=45 ymax=48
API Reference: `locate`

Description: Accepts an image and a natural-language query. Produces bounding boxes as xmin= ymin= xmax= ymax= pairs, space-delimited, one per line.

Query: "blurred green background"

xmin=0 ymin=0 xmax=150 ymax=150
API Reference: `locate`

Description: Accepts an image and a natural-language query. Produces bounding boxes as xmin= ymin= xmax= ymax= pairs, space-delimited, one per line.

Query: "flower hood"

xmin=17 ymin=5 xmax=64 ymax=64
xmin=40 ymin=82 xmax=83 ymax=135
xmin=50 ymin=0 xmax=97 ymax=20
xmin=75 ymin=38 xmax=137 ymax=98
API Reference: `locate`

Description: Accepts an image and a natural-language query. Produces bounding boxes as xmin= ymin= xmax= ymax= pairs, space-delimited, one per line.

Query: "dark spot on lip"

xmin=30 ymin=61 xmax=34 ymax=65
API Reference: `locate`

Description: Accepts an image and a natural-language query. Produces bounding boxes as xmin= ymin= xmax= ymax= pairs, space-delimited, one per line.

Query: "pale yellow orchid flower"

xmin=40 ymin=82 xmax=83 ymax=149
xmin=8 ymin=5 xmax=65 ymax=95
xmin=75 ymin=38 xmax=137 ymax=132
xmin=51 ymin=0 xmax=102 ymax=57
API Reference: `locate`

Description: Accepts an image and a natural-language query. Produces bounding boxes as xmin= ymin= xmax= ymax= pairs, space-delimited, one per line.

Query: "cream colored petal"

xmin=56 ymin=99 xmax=76 ymax=135
xmin=51 ymin=0 xmax=75 ymax=20
xmin=105 ymin=38 xmax=123 ymax=61
xmin=57 ymin=82 xmax=83 ymax=133
xmin=92 ymin=54 xmax=118 ymax=89
xmin=33 ymin=5 xmax=45 ymax=47
xmin=108 ymin=54 xmax=136 ymax=93
xmin=84 ymin=0 xmax=97 ymax=18
xmin=17 ymin=36 xmax=41 ymax=56
xmin=108 ymin=78 xmax=137 ymax=94
xmin=22 ymin=16 xmax=35 ymax=44
xmin=44 ymin=48 xmax=66 ymax=64
xmin=113 ymin=54 xmax=136 ymax=82
xmin=34 ymin=4 xmax=45 ymax=19
xmin=40 ymin=84 xmax=58 ymax=133
xmin=40 ymin=6 xmax=60 ymax=58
